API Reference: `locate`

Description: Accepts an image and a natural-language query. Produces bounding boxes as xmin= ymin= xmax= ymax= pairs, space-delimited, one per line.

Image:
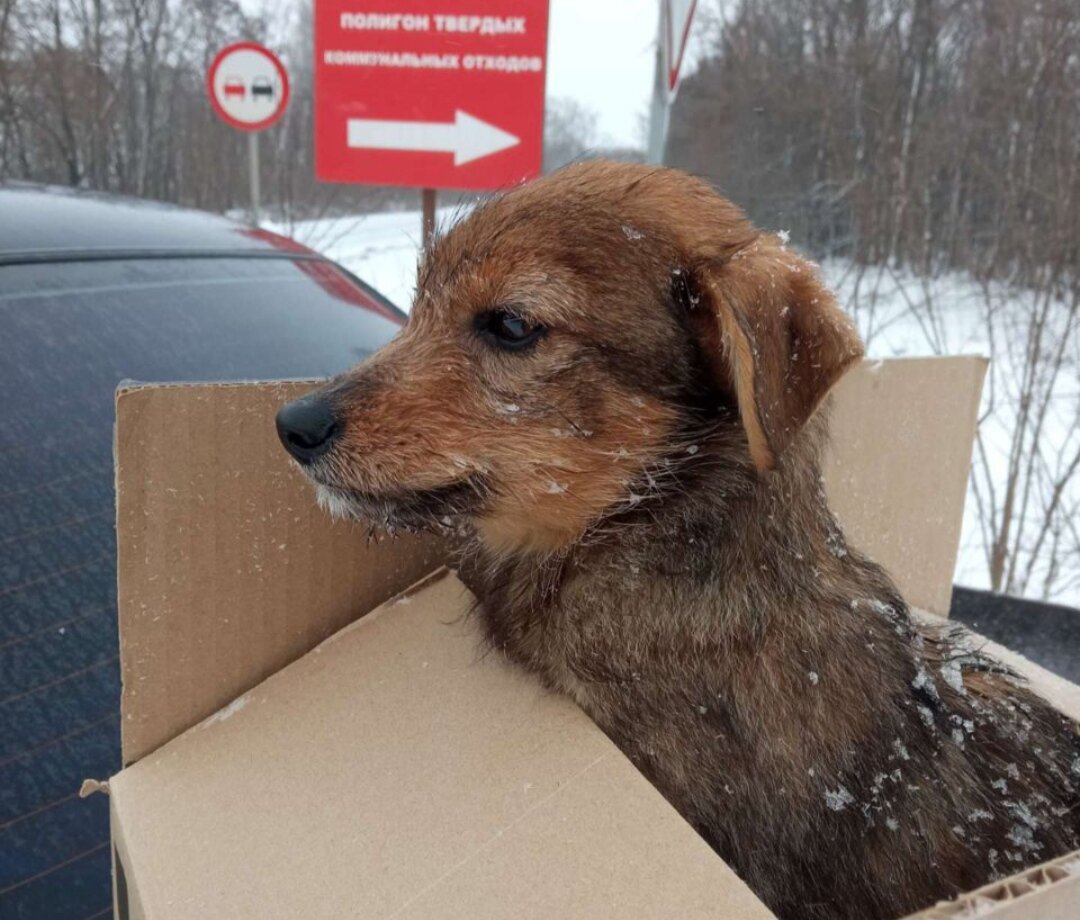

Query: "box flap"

xmin=824 ymin=357 xmax=987 ymax=615
xmin=110 ymin=572 xmax=771 ymax=920
xmin=115 ymin=380 xmax=446 ymax=765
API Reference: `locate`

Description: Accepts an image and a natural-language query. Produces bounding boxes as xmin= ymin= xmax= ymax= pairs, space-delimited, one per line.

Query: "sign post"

xmin=207 ymin=42 xmax=291 ymax=226
xmin=248 ymin=134 xmax=262 ymax=225
xmin=315 ymin=1 xmax=550 ymax=242
xmin=422 ymin=188 xmax=437 ymax=248
xmin=647 ymin=0 xmax=697 ymax=165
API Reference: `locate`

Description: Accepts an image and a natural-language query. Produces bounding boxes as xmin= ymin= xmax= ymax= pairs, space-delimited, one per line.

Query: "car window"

xmin=0 ymin=257 xmax=402 ymax=916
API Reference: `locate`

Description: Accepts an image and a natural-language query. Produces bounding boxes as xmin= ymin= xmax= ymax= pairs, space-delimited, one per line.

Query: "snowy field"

xmin=268 ymin=211 xmax=1079 ymax=606
xmin=268 ymin=208 xmax=464 ymax=310
xmin=822 ymin=261 xmax=1078 ymax=604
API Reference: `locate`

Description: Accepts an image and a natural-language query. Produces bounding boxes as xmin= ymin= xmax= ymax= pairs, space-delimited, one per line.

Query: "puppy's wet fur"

xmin=286 ymin=162 xmax=1080 ymax=919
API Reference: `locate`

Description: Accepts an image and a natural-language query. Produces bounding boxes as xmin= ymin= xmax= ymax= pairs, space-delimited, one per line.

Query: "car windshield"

xmin=0 ymin=256 xmax=402 ymax=915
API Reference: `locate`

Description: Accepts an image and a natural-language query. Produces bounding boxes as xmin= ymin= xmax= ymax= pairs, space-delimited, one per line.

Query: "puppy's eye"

xmin=476 ymin=309 xmax=546 ymax=351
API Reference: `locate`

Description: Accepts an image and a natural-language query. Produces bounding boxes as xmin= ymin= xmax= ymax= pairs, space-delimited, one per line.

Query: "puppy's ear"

xmin=689 ymin=237 xmax=864 ymax=472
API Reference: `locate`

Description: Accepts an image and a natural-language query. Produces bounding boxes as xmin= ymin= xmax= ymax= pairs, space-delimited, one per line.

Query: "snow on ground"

xmin=267 ymin=207 xmax=466 ymax=310
xmin=271 ymin=211 xmax=1079 ymax=605
xmin=822 ymin=260 xmax=1079 ymax=604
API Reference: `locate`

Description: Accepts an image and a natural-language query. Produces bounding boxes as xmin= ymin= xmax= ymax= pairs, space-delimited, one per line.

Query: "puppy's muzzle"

xmin=276 ymin=394 xmax=341 ymax=465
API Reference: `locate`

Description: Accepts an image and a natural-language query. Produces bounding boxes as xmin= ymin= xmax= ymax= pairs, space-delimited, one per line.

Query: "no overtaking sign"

xmin=207 ymin=42 xmax=290 ymax=225
xmin=315 ymin=2 xmax=550 ymax=190
xmin=208 ymin=42 xmax=290 ymax=132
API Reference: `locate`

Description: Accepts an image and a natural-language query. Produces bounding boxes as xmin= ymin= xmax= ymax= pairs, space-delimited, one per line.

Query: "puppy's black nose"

xmin=276 ymin=395 xmax=341 ymax=464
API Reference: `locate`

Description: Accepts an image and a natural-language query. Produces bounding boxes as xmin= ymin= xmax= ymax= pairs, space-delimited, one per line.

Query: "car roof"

xmin=0 ymin=183 xmax=322 ymax=264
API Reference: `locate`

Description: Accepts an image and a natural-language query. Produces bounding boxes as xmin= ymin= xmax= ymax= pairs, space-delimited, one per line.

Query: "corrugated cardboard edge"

xmin=111 ymin=793 xmax=146 ymax=920
xmin=908 ymin=850 xmax=1080 ymax=919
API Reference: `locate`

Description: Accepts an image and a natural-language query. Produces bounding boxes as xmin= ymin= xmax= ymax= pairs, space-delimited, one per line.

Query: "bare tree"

xmin=671 ymin=0 xmax=1080 ymax=599
xmin=973 ymin=274 xmax=1080 ymax=598
xmin=543 ymin=96 xmax=600 ymax=172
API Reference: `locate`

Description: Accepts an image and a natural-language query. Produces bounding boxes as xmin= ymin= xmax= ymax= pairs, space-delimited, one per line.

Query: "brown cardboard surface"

xmin=825 ymin=356 xmax=988 ymax=615
xmin=115 ymin=380 xmax=446 ymax=765
xmin=110 ymin=572 xmax=772 ymax=920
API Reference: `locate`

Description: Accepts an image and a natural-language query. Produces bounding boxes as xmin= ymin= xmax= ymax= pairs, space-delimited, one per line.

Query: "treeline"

xmin=1 ymin=0 xmax=268 ymax=210
xmin=670 ymin=0 xmax=1080 ymax=601
xmin=669 ymin=0 xmax=1080 ymax=284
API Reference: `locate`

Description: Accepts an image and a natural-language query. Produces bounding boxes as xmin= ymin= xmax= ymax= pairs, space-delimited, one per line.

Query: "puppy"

xmin=276 ymin=161 xmax=1080 ymax=919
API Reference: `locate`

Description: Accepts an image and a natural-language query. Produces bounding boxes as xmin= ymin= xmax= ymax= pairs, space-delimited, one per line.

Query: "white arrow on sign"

xmin=346 ymin=110 xmax=520 ymax=166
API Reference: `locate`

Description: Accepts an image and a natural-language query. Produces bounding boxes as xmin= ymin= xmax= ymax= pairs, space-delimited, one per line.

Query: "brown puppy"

xmin=276 ymin=161 xmax=1080 ymax=919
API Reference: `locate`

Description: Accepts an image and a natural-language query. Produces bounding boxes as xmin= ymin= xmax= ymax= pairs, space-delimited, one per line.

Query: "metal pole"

xmin=421 ymin=188 xmax=437 ymax=249
xmin=647 ymin=0 xmax=671 ymax=165
xmin=248 ymin=131 xmax=261 ymax=227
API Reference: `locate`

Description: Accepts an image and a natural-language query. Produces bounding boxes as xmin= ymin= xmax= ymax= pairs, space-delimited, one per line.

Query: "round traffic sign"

xmin=207 ymin=42 xmax=289 ymax=132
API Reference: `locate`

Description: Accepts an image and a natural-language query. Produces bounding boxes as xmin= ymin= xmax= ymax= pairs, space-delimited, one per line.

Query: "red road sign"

xmin=208 ymin=42 xmax=290 ymax=132
xmin=663 ymin=0 xmax=697 ymax=98
xmin=314 ymin=1 xmax=549 ymax=190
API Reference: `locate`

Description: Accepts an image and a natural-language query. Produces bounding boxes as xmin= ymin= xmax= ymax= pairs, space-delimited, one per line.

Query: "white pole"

xmin=248 ymin=132 xmax=261 ymax=226
xmin=647 ymin=0 xmax=671 ymax=165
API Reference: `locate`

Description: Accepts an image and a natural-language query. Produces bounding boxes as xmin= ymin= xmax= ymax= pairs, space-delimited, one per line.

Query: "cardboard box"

xmin=100 ymin=360 xmax=1080 ymax=919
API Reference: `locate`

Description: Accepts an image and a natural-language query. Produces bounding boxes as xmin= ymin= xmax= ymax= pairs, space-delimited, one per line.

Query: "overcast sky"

xmin=547 ymin=0 xmax=660 ymax=148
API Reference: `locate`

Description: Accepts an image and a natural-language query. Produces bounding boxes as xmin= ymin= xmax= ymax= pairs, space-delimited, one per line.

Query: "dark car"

xmin=0 ymin=185 xmax=405 ymax=919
